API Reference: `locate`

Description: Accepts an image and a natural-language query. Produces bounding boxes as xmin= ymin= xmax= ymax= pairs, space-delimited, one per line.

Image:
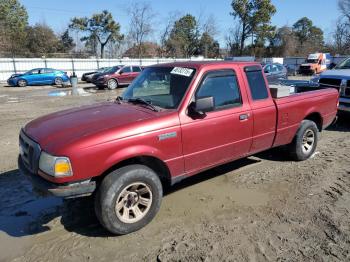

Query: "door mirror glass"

xmin=188 ymin=96 xmax=214 ymax=117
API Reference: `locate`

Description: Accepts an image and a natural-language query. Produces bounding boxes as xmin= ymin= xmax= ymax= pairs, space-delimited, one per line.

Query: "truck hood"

xmin=320 ymin=69 xmax=350 ymax=78
xmin=24 ymin=102 xmax=155 ymax=152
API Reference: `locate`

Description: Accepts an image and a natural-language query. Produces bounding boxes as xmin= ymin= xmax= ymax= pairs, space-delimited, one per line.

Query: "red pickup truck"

xmin=19 ymin=62 xmax=338 ymax=235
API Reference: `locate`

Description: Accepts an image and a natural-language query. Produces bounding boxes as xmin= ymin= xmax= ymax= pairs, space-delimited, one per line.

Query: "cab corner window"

xmin=195 ymin=70 xmax=242 ymax=112
xmin=245 ymin=67 xmax=269 ymax=100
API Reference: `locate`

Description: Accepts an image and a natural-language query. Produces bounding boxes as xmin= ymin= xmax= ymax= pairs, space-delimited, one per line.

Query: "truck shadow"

xmin=326 ymin=113 xmax=350 ymax=133
xmin=0 ymin=158 xmax=261 ymax=238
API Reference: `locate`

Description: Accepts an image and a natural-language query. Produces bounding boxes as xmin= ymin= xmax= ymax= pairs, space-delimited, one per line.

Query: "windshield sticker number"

xmin=171 ymin=67 xmax=194 ymax=77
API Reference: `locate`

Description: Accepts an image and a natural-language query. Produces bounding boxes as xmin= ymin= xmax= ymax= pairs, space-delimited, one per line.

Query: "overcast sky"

xmin=20 ymin=0 xmax=340 ymax=45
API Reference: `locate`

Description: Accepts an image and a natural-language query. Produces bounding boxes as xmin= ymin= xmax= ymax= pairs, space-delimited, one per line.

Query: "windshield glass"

xmin=98 ymin=67 xmax=110 ymax=72
xmin=122 ymin=66 xmax=196 ymax=109
xmin=105 ymin=66 xmax=121 ymax=73
xmin=306 ymin=59 xmax=318 ymax=63
xmin=335 ymin=58 xmax=350 ymax=69
xmin=25 ymin=69 xmax=40 ymax=75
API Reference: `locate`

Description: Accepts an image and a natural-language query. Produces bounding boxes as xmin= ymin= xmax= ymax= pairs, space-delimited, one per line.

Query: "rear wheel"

xmin=107 ymin=79 xmax=118 ymax=90
xmin=17 ymin=79 xmax=27 ymax=87
xmin=94 ymin=164 xmax=163 ymax=235
xmin=54 ymin=77 xmax=63 ymax=86
xmin=289 ymin=120 xmax=319 ymax=161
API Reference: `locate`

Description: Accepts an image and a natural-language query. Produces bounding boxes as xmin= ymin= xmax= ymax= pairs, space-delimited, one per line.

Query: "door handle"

xmin=239 ymin=114 xmax=250 ymax=121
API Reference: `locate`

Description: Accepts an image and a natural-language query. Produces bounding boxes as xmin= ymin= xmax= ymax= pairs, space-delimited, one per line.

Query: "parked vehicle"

xmin=311 ymin=56 xmax=350 ymax=112
xmin=262 ymin=63 xmax=288 ymax=84
xmin=299 ymin=53 xmax=331 ymax=75
xmin=92 ymin=65 xmax=143 ymax=89
xmin=7 ymin=68 xmax=69 ymax=87
xmin=19 ymin=61 xmax=338 ymax=235
xmin=81 ymin=67 xmax=110 ymax=83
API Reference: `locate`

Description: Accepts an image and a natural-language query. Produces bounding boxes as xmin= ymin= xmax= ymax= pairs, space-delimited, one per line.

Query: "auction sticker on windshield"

xmin=171 ymin=67 xmax=194 ymax=77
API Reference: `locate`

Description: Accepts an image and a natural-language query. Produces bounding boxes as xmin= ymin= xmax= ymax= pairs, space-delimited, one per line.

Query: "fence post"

xmin=43 ymin=57 xmax=47 ymax=68
xmin=71 ymin=57 xmax=75 ymax=74
xmin=12 ymin=56 xmax=17 ymax=74
xmin=96 ymin=58 xmax=100 ymax=69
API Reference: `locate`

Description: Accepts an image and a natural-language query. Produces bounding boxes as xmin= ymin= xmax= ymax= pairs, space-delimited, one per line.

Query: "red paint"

xmin=23 ymin=62 xmax=339 ymax=184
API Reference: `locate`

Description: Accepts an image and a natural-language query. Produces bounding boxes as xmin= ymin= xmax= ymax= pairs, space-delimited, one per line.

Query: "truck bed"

xmin=272 ymin=84 xmax=339 ymax=147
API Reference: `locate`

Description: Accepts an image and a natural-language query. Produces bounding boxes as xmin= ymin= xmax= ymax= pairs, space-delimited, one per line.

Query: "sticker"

xmin=171 ymin=67 xmax=194 ymax=77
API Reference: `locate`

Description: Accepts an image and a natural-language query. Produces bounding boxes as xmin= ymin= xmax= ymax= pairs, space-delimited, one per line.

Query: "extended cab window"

xmin=245 ymin=66 xmax=269 ymax=100
xmin=196 ymin=70 xmax=242 ymax=111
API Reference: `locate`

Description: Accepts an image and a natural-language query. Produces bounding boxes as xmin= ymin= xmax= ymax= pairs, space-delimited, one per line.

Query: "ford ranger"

xmin=18 ymin=61 xmax=339 ymax=235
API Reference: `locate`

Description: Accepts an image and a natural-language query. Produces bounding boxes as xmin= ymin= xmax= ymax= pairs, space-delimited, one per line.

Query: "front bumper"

xmin=339 ymin=97 xmax=350 ymax=112
xmin=7 ymin=79 xmax=17 ymax=86
xmin=92 ymin=78 xmax=106 ymax=86
xmin=18 ymin=156 xmax=96 ymax=198
xmin=299 ymin=68 xmax=315 ymax=75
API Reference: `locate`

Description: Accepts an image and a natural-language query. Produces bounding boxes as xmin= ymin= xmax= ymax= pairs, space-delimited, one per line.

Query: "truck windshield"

xmin=122 ymin=66 xmax=196 ymax=109
xmin=335 ymin=58 xmax=350 ymax=69
xmin=306 ymin=59 xmax=318 ymax=63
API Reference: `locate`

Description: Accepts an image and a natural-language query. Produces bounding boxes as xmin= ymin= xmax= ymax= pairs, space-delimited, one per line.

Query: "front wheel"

xmin=94 ymin=164 xmax=163 ymax=235
xmin=107 ymin=79 xmax=118 ymax=90
xmin=289 ymin=120 xmax=319 ymax=161
xmin=17 ymin=79 xmax=27 ymax=87
xmin=54 ymin=77 xmax=63 ymax=86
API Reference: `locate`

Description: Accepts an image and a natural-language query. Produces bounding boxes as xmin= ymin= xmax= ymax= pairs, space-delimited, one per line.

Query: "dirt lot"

xmin=0 ymin=81 xmax=349 ymax=262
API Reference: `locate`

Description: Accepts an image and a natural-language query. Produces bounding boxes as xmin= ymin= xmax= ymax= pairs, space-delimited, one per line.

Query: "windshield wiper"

xmin=127 ymin=98 xmax=159 ymax=112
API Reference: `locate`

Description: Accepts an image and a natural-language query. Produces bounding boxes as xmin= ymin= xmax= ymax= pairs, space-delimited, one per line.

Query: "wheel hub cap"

xmin=302 ymin=129 xmax=315 ymax=154
xmin=115 ymin=182 xmax=152 ymax=224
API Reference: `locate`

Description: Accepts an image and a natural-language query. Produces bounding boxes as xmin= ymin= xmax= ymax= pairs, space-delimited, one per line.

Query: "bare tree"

xmin=226 ymin=25 xmax=242 ymax=56
xmin=158 ymin=11 xmax=181 ymax=57
xmin=127 ymin=1 xmax=155 ymax=58
xmin=339 ymin=0 xmax=350 ymax=21
xmin=332 ymin=18 xmax=350 ymax=54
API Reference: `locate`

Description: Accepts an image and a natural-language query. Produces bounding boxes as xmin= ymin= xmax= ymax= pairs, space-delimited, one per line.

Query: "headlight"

xmin=39 ymin=151 xmax=73 ymax=177
xmin=310 ymin=76 xmax=320 ymax=83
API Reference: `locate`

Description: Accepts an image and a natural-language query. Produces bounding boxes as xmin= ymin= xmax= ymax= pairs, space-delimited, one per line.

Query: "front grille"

xmin=345 ymin=88 xmax=350 ymax=97
xmin=19 ymin=130 xmax=41 ymax=173
xmin=300 ymin=66 xmax=311 ymax=70
xmin=319 ymin=78 xmax=342 ymax=90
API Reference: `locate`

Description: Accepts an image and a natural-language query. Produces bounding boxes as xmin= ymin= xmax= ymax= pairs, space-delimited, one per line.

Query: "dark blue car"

xmin=7 ymin=68 xmax=70 ymax=87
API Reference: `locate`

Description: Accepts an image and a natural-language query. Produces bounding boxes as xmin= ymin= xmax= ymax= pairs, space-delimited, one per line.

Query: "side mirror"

xmin=264 ymin=69 xmax=270 ymax=74
xmin=188 ymin=96 xmax=214 ymax=118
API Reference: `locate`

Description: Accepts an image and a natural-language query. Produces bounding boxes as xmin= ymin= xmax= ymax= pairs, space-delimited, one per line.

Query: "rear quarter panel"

xmin=273 ymin=88 xmax=338 ymax=147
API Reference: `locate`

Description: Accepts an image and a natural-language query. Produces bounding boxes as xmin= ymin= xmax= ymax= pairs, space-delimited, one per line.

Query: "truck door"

xmin=180 ymin=69 xmax=253 ymax=175
xmin=243 ymin=66 xmax=277 ymax=154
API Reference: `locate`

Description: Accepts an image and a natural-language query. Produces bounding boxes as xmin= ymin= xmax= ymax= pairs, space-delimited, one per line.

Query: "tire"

xmin=54 ymin=77 xmax=63 ymax=86
xmin=17 ymin=79 xmax=27 ymax=87
xmin=94 ymin=164 xmax=163 ymax=235
xmin=289 ymin=120 xmax=319 ymax=161
xmin=107 ymin=79 xmax=118 ymax=90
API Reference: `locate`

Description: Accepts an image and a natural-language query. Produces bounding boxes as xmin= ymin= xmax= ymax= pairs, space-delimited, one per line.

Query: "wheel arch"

xmin=95 ymin=155 xmax=172 ymax=190
xmin=304 ymin=112 xmax=323 ymax=131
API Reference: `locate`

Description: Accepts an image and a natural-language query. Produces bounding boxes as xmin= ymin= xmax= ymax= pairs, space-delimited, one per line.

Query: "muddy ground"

xmin=0 ymin=82 xmax=349 ymax=262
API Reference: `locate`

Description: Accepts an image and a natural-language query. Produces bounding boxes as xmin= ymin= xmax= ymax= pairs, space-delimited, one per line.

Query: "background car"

xmin=7 ymin=68 xmax=69 ymax=87
xmin=81 ymin=67 xmax=110 ymax=82
xmin=92 ymin=65 xmax=143 ymax=89
xmin=262 ymin=63 xmax=288 ymax=84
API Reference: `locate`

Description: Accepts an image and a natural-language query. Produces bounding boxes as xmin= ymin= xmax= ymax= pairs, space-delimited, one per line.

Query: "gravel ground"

xmin=0 ymin=80 xmax=349 ymax=262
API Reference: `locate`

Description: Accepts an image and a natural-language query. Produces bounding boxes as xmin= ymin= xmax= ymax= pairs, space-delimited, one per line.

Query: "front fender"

xmin=103 ymin=144 xmax=166 ymax=173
